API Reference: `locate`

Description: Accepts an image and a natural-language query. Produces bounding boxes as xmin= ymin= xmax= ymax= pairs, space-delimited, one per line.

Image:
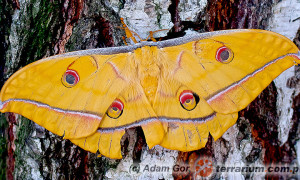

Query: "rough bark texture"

xmin=0 ymin=0 xmax=299 ymax=179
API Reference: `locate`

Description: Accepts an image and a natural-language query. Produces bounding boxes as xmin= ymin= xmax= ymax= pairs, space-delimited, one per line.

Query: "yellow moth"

xmin=0 ymin=29 xmax=299 ymax=159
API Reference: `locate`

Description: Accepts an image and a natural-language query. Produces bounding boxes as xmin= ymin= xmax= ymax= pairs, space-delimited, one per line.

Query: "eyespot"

xmin=216 ymin=46 xmax=233 ymax=63
xmin=179 ymin=90 xmax=199 ymax=111
xmin=62 ymin=69 xmax=80 ymax=87
xmin=107 ymin=99 xmax=124 ymax=119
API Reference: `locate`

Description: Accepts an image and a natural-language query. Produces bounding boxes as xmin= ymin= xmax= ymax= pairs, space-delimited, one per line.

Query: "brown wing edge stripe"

xmin=97 ymin=113 xmax=216 ymax=133
xmin=206 ymin=52 xmax=300 ymax=103
xmin=0 ymin=99 xmax=103 ymax=121
xmin=0 ymin=98 xmax=216 ymax=133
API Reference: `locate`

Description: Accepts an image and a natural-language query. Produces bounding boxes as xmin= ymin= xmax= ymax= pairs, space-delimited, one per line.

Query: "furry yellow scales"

xmin=0 ymin=29 xmax=299 ymax=159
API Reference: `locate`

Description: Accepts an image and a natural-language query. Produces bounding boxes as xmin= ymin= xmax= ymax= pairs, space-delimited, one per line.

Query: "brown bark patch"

xmin=242 ymin=83 xmax=298 ymax=179
xmin=205 ymin=0 xmax=273 ymax=31
xmin=168 ymin=0 xmax=182 ymax=33
xmin=95 ymin=16 xmax=114 ymax=48
xmin=7 ymin=113 xmax=17 ymax=180
xmin=11 ymin=0 xmax=20 ymax=9
xmin=54 ymin=0 xmax=84 ymax=54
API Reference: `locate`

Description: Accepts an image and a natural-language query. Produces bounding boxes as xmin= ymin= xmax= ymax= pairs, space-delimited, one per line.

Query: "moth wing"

xmin=162 ymin=29 xmax=300 ymax=114
xmin=70 ymin=83 xmax=165 ymax=159
xmin=153 ymin=29 xmax=299 ymax=151
xmin=0 ymin=53 xmax=131 ymax=139
xmin=153 ymin=77 xmax=238 ymax=151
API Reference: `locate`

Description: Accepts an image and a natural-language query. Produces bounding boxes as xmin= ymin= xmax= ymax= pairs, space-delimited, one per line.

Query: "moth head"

xmin=216 ymin=46 xmax=234 ymax=63
xmin=62 ymin=69 xmax=80 ymax=87
xmin=107 ymin=99 xmax=124 ymax=119
xmin=179 ymin=90 xmax=200 ymax=111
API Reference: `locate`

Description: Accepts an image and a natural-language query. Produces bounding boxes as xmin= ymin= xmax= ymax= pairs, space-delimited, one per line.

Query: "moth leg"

xmin=141 ymin=29 xmax=169 ymax=42
xmin=122 ymin=36 xmax=128 ymax=45
xmin=120 ymin=18 xmax=139 ymax=43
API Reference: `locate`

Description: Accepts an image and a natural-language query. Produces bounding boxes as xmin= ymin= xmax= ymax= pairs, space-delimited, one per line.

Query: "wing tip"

xmin=294 ymin=51 xmax=300 ymax=64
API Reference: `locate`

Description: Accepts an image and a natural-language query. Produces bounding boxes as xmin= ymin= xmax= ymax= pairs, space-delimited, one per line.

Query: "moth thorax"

xmin=135 ymin=46 xmax=160 ymax=105
xmin=141 ymin=76 xmax=158 ymax=105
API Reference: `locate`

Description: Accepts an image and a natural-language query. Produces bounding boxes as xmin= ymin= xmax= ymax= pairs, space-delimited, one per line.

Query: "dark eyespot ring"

xmin=216 ymin=46 xmax=233 ymax=63
xmin=62 ymin=69 xmax=80 ymax=87
xmin=107 ymin=99 xmax=124 ymax=119
xmin=179 ymin=90 xmax=200 ymax=111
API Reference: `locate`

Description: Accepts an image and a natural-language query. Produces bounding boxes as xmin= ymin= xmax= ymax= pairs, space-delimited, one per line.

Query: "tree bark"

xmin=0 ymin=0 xmax=299 ymax=179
